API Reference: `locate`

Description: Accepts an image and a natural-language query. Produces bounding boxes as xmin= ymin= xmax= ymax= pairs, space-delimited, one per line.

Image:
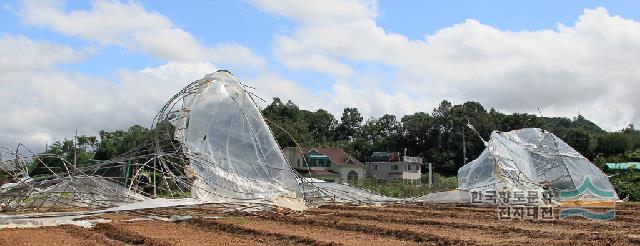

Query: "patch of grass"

xmin=350 ymin=174 xmax=458 ymax=198
xmin=21 ymin=191 xmax=72 ymax=204
xmin=336 ymin=218 xmax=348 ymax=224
xmin=234 ymin=217 xmax=246 ymax=225
xmin=601 ymin=228 xmax=615 ymax=236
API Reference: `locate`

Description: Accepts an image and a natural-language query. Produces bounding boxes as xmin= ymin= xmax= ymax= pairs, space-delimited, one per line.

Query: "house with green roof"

xmin=282 ymin=147 xmax=364 ymax=183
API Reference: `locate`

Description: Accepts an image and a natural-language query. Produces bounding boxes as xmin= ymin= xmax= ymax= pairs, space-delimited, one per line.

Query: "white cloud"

xmin=3 ymin=1 xmax=271 ymax=150
xmin=20 ymin=0 xmax=265 ymax=68
xmin=0 ymin=34 xmax=86 ymax=72
xmin=250 ymin=1 xmax=640 ymax=130
xmin=274 ymin=36 xmax=353 ymax=77
xmin=117 ymin=61 xmax=218 ymax=108
xmin=250 ymin=0 xmax=377 ymax=25
xmin=0 ymin=33 xmax=217 ymax=149
xmin=247 ymin=72 xmax=428 ymax=122
xmin=330 ymin=81 xmax=425 ymax=117
xmin=210 ymin=43 xmax=266 ymax=69
xmin=249 ymin=72 xmax=325 ymax=110
xmin=5 ymin=0 xmax=640 ymax=155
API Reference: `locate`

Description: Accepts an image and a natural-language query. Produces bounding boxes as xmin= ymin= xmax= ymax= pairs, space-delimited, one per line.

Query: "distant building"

xmin=365 ymin=152 xmax=422 ymax=184
xmin=282 ymin=147 xmax=364 ymax=183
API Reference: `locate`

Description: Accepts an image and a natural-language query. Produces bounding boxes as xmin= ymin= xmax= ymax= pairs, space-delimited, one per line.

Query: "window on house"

xmin=374 ymin=164 xmax=377 ymax=171
xmin=297 ymin=159 xmax=300 ymax=167
xmin=407 ymin=164 xmax=412 ymax=170
xmin=392 ymin=165 xmax=398 ymax=170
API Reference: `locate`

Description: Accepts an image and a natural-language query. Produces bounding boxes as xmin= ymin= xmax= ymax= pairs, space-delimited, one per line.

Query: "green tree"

xmin=595 ymin=133 xmax=628 ymax=157
xmin=336 ymin=107 xmax=363 ymax=141
xmin=562 ymin=128 xmax=595 ymax=158
xmin=262 ymin=98 xmax=313 ymax=147
xmin=306 ymin=109 xmax=337 ymax=145
xmin=26 ymin=97 xmax=640 ymax=179
xmin=94 ymin=125 xmax=152 ymax=160
xmin=31 ymin=137 xmax=95 ymax=176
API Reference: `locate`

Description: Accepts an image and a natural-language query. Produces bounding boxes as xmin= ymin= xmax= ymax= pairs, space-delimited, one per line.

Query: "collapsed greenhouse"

xmin=421 ymin=128 xmax=619 ymax=204
xmin=0 ymin=71 xmax=620 ymax=228
xmin=0 ymin=70 xmax=396 ymax=227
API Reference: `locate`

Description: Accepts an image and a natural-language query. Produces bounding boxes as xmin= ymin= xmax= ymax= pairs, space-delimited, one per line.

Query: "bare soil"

xmin=1 ymin=203 xmax=638 ymax=245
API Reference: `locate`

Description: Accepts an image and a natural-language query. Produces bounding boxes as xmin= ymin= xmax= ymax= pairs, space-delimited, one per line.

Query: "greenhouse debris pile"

xmin=159 ymin=71 xmax=305 ymax=209
xmin=0 ymin=71 xmax=620 ymax=227
xmin=0 ymin=71 xmax=393 ymax=221
xmin=421 ymin=128 xmax=619 ymax=204
xmin=0 ymin=145 xmax=148 ymax=211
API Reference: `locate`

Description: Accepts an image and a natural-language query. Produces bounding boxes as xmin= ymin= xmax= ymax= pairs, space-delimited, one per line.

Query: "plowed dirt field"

xmin=1 ymin=203 xmax=638 ymax=245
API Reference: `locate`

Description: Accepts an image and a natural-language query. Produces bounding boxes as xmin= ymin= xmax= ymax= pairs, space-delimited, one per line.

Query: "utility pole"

xmin=428 ymin=162 xmax=433 ymax=188
xmin=462 ymin=124 xmax=467 ymax=165
xmin=461 ymin=103 xmax=468 ymax=166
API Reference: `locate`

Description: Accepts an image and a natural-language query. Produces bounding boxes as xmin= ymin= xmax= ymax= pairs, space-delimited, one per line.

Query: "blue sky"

xmin=1 ymin=0 xmax=640 ymax=148
xmin=378 ymin=1 xmax=640 ymax=34
xmin=3 ymin=0 xmax=637 ymax=79
xmin=4 ymin=1 xmax=638 ymax=77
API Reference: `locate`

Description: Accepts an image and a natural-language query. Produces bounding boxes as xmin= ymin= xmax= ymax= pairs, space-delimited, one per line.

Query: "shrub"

xmin=611 ymin=172 xmax=640 ymax=201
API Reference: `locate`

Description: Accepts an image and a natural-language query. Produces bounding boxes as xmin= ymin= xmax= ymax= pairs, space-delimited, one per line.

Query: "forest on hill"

xmin=36 ymin=98 xmax=640 ymax=176
xmin=28 ymin=98 xmax=640 ymax=200
xmin=262 ymin=98 xmax=640 ymax=175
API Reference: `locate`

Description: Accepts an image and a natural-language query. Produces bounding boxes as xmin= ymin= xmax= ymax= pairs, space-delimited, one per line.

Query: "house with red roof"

xmin=282 ymin=147 xmax=364 ymax=183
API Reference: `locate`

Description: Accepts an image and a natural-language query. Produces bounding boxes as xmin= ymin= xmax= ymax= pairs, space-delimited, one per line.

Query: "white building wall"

xmin=402 ymin=171 xmax=421 ymax=180
xmin=282 ymin=147 xmax=304 ymax=168
xmin=367 ymin=162 xmax=422 ymax=181
xmin=338 ymin=166 xmax=364 ymax=183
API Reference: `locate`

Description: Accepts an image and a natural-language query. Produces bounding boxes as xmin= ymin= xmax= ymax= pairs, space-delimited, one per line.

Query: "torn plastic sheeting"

xmin=308 ymin=182 xmax=400 ymax=205
xmin=0 ymin=70 xmax=398 ymax=215
xmin=0 ymin=217 xmax=111 ymax=229
xmin=457 ymin=128 xmax=618 ymax=201
xmin=0 ymin=198 xmax=207 ymax=229
xmin=168 ymin=71 xmax=305 ymax=209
